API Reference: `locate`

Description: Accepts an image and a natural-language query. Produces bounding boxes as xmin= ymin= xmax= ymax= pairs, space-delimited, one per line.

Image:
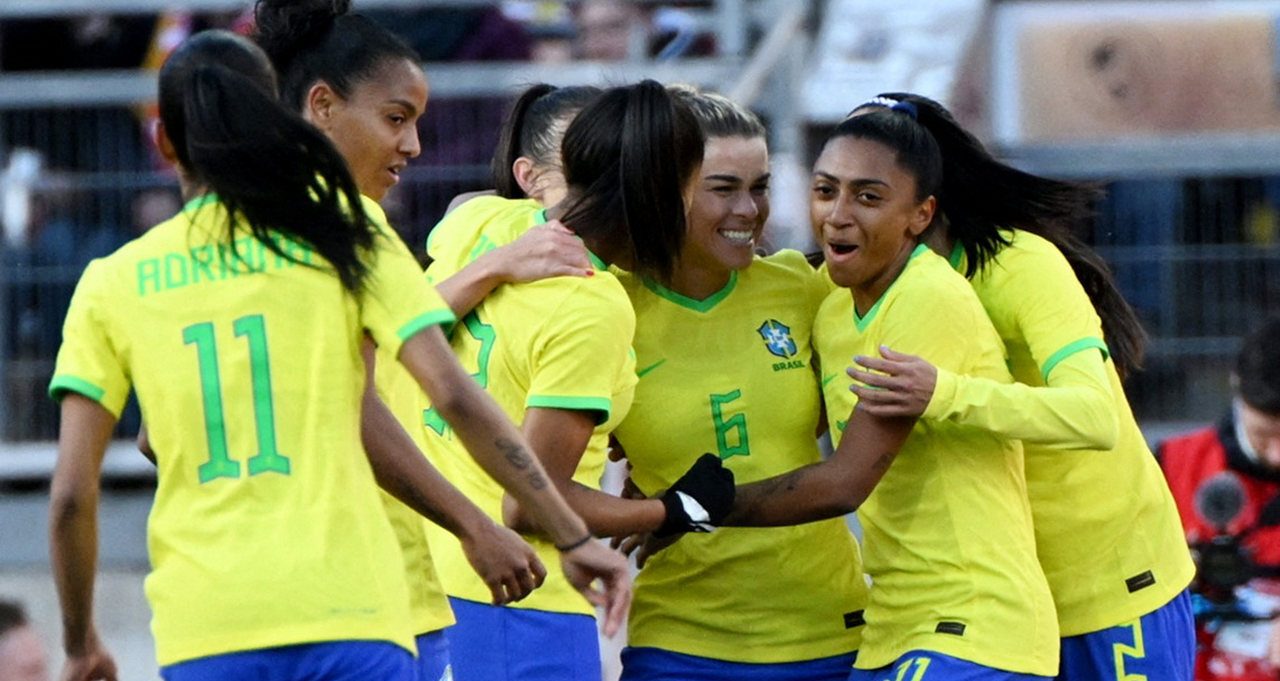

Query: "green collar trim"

xmin=586 ymin=249 xmax=607 ymax=271
xmin=853 ymin=243 xmax=928 ymax=331
xmin=182 ymin=193 xmax=219 ymax=214
xmin=948 ymin=242 xmax=965 ymax=271
xmin=534 ymin=208 xmax=548 ymax=226
xmin=642 ymin=270 xmax=739 ymax=312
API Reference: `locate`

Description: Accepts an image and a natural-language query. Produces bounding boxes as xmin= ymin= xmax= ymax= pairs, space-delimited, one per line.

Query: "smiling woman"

xmin=610 ymin=87 xmax=866 ymax=681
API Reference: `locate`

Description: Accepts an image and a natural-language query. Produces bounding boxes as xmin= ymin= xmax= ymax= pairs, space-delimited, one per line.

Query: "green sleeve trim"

xmin=526 ymin=395 xmax=612 ymax=424
xmin=396 ymin=309 xmax=458 ymax=342
xmin=48 ymin=375 xmax=106 ymax=403
xmin=1041 ymin=337 xmax=1110 ymax=383
xmin=641 ymin=270 xmax=738 ymax=313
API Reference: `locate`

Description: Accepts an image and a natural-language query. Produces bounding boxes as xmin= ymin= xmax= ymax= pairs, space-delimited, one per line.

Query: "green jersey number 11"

xmin=184 ymin=314 xmax=290 ymax=484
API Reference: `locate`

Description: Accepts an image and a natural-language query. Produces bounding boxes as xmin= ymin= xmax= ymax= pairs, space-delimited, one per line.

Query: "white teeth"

xmin=720 ymin=229 xmax=753 ymax=244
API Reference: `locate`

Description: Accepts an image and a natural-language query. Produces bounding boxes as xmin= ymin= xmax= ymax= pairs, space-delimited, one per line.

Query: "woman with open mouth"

xmin=704 ymin=100 xmax=1061 ymax=681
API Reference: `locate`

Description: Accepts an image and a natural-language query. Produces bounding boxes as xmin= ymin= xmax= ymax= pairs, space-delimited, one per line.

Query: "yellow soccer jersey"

xmin=364 ymin=197 xmax=455 ymax=637
xmin=422 ymin=250 xmax=636 ymax=615
xmin=612 ymin=249 xmax=866 ymax=663
xmin=940 ymin=231 xmax=1194 ymax=636
xmin=48 ymin=195 xmax=456 ymax=666
xmin=817 ymin=245 xmax=1058 ymax=675
xmin=424 ymin=195 xmax=543 ymax=284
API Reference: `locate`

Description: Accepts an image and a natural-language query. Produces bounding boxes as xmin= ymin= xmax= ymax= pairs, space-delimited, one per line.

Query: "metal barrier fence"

xmin=1 ymin=0 xmax=1275 ymax=451
xmin=5 ymin=162 xmax=1275 ymax=444
xmin=0 ymin=102 xmax=503 ymax=442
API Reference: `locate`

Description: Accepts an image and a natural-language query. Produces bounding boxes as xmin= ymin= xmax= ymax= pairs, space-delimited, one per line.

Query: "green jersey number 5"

xmin=184 ymin=314 xmax=290 ymax=483
xmin=424 ymin=311 xmax=495 ymax=436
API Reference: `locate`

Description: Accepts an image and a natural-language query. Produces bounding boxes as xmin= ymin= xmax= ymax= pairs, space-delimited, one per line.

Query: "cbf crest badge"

xmin=757 ymin=319 xmax=797 ymax=358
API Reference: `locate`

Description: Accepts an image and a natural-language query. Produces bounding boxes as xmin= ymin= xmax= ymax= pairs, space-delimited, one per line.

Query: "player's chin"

xmin=827 ymin=265 xmax=860 ymax=289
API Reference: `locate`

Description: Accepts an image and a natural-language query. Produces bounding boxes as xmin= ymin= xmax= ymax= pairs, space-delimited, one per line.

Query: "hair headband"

xmin=857 ymin=96 xmax=918 ymax=121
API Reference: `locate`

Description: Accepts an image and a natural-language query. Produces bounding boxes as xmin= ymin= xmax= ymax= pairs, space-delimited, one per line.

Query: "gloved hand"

xmin=655 ymin=453 xmax=735 ymax=537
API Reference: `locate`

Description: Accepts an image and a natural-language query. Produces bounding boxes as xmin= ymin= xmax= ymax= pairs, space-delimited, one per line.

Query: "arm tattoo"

xmin=497 ymin=437 xmax=548 ymax=490
xmin=398 ymin=484 xmax=449 ymax=527
xmin=726 ymin=468 xmax=808 ymax=524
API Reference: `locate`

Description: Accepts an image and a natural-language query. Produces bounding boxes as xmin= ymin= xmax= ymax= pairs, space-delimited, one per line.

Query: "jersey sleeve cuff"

xmin=923 ymin=366 xmax=958 ymax=420
xmin=396 ymin=309 xmax=458 ymax=343
xmin=48 ymin=375 xmax=122 ymax=416
xmin=1041 ymin=337 xmax=1110 ymax=383
xmin=526 ymin=395 xmax=611 ymax=424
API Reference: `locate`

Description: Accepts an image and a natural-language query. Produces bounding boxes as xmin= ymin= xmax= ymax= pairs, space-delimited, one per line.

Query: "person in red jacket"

xmin=1159 ymin=315 xmax=1280 ymax=679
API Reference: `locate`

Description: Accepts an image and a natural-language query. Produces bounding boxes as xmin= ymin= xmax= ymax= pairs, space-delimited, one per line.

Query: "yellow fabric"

xmin=613 ymin=249 xmax=866 ymax=663
xmin=941 ymin=230 xmax=1194 ymax=636
xmin=48 ymin=195 xmax=455 ymax=665
xmin=817 ymin=245 xmax=1058 ymax=675
xmin=363 ymin=197 xmax=455 ymax=636
xmin=421 ymin=197 xmax=636 ymax=615
xmin=925 ymin=350 xmax=1118 ymax=450
xmin=424 ymin=195 xmax=543 ymax=285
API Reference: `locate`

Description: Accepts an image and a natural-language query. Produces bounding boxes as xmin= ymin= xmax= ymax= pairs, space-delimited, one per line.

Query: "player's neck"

xmin=665 ymin=259 xmax=732 ymax=301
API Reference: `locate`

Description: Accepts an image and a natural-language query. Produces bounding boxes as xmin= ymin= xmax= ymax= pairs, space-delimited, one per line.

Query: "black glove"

xmin=656 ymin=453 xmax=736 ymax=537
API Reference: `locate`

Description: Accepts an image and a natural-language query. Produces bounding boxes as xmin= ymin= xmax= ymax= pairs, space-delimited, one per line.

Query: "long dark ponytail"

xmin=864 ymin=92 xmax=1147 ymax=378
xmin=159 ymin=30 xmax=374 ymax=293
xmin=491 ymin=83 xmax=603 ymax=199
xmin=559 ymin=79 xmax=703 ymax=281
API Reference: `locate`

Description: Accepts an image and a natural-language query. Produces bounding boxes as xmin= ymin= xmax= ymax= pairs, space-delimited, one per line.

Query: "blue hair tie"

xmin=861 ymin=96 xmax=918 ymax=121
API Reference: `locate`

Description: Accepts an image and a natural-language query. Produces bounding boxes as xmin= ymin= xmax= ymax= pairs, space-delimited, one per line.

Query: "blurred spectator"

xmin=130 ymin=187 xmax=181 ymax=237
xmin=575 ymin=0 xmax=645 ymax=60
xmin=570 ymin=1 xmax=715 ymax=61
xmin=1157 ymin=316 xmax=1280 ymax=676
xmin=367 ymin=7 xmax=532 ymax=61
xmin=0 ymin=600 xmax=49 ymax=681
xmin=0 ymin=15 xmax=155 ymax=71
xmin=504 ymin=1 xmax=577 ymax=62
xmin=23 ymin=177 xmax=119 ymax=358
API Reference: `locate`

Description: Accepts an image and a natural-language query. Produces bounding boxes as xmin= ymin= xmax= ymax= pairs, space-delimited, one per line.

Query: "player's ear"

xmin=152 ymin=119 xmax=179 ymax=165
xmin=304 ymin=80 xmax=339 ymax=129
xmin=909 ymin=195 xmax=936 ymax=236
xmin=512 ymin=156 xmax=538 ymax=196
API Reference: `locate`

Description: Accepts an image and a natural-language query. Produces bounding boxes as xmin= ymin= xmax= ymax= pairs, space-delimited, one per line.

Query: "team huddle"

xmin=43 ymin=2 xmax=1197 ymax=681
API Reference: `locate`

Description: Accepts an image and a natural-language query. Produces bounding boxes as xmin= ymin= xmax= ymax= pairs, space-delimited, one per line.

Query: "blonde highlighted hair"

xmin=666 ymin=83 xmax=765 ymax=139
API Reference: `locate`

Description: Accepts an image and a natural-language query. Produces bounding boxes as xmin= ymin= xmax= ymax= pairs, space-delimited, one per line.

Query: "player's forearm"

xmin=434 ymin=255 xmax=506 ymax=319
xmin=399 ymin=330 xmax=590 ymax=546
xmin=360 ymin=389 xmax=490 ymax=539
xmin=930 ymin=353 xmax=1117 ymax=450
xmin=49 ymin=492 xmax=98 ymax=655
xmin=722 ymin=460 xmax=856 ymax=526
xmin=724 ymin=408 xmax=911 ymax=527
xmin=49 ymin=396 xmax=114 ymax=656
xmin=506 ymin=483 xmax=665 ymax=537
xmin=440 ymin=392 xmax=588 ymax=544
